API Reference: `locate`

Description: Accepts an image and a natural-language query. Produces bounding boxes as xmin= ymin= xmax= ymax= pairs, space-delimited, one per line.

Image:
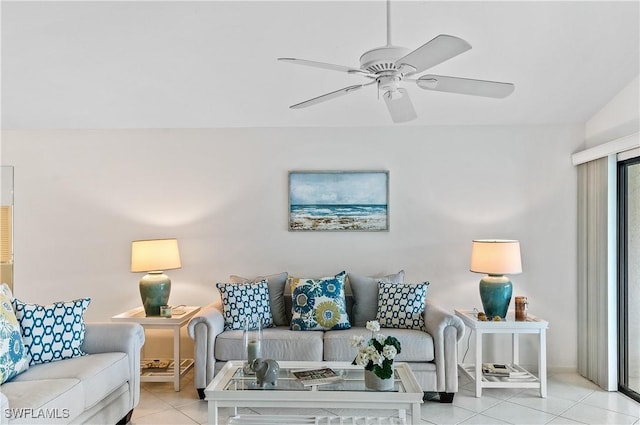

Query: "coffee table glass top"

xmin=224 ymin=365 xmax=404 ymax=392
xmin=216 ymin=362 xmax=411 ymax=393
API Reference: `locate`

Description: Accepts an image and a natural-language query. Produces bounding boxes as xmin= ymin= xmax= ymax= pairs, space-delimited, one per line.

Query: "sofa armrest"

xmin=187 ymin=300 xmax=225 ymax=393
xmin=83 ymin=322 xmax=145 ymax=355
xmin=424 ymin=300 xmax=465 ymax=393
xmin=82 ymin=322 xmax=145 ymax=408
xmin=0 ymin=392 xmax=8 ymax=425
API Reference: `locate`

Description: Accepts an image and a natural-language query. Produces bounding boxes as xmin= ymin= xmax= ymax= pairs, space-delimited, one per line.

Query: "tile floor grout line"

xmin=551 ymin=393 xmax=591 ymax=424
xmin=576 ymin=395 xmax=640 ymax=419
xmin=141 ymin=370 xmax=640 ymax=425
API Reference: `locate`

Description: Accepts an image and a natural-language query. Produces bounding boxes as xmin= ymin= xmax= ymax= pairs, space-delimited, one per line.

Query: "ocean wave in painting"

xmin=289 ymin=204 xmax=388 ymax=231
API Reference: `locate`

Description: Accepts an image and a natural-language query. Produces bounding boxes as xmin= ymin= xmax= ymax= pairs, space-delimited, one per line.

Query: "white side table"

xmin=455 ymin=309 xmax=549 ymax=398
xmin=112 ymin=305 xmax=200 ymax=391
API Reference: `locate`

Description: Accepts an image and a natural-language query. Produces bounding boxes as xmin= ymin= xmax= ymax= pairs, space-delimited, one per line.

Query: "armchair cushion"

xmin=13 ymin=297 xmax=91 ymax=366
xmin=376 ymin=282 xmax=429 ymax=330
xmin=216 ymin=281 xmax=273 ymax=330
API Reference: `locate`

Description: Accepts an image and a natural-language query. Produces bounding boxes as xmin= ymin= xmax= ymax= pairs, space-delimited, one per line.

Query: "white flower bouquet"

xmin=350 ymin=320 xmax=402 ymax=379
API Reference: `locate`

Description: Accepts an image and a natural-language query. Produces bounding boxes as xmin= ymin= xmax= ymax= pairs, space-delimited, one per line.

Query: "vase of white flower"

xmin=350 ymin=320 xmax=401 ymax=391
xmin=364 ymin=368 xmax=394 ymax=391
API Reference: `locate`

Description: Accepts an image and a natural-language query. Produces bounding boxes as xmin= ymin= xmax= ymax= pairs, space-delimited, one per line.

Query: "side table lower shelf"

xmin=459 ymin=364 xmax=542 ymax=390
xmin=141 ymin=358 xmax=195 ymax=382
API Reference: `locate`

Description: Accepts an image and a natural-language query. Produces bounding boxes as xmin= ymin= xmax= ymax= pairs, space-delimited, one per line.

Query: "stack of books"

xmin=482 ymin=363 xmax=530 ymax=379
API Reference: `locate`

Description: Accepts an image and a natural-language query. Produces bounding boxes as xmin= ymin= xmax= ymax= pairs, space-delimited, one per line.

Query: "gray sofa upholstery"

xmin=0 ymin=322 xmax=145 ymax=425
xmin=187 ymin=273 xmax=465 ymax=402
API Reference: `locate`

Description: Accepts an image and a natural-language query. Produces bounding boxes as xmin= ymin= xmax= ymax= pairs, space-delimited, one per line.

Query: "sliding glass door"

xmin=618 ymin=156 xmax=640 ymax=402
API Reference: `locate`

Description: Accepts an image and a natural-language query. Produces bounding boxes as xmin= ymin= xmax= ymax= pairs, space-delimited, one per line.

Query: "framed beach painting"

xmin=288 ymin=171 xmax=389 ymax=231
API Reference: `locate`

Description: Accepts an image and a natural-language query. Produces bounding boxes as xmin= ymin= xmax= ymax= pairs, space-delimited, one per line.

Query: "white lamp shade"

xmin=470 ymin=239 xmax=522 ymax=275
xmin=131 ymin=238 xmax=182 ymax=273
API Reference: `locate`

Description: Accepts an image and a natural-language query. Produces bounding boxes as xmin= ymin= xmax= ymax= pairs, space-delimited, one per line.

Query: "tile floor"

xmin=131 ymin=370 xmax=640 ymax=425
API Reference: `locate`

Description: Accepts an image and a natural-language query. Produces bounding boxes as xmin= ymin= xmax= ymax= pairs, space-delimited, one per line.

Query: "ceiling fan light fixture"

xmin=384 ymin=88 xmax=417 ymax=123
xmin=378 ymin=74 xmax=401 ymax=92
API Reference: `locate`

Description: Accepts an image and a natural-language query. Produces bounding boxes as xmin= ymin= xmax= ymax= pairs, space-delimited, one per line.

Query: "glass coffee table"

xmin=204 ymin=361 xmax=423 ymax=425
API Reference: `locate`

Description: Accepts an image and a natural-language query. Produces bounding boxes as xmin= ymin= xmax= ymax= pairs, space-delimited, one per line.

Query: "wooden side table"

xmin=455 ymin=309 xmax=549 ymax=398
xmin=112 ymin=305 xmax=200 ymax=391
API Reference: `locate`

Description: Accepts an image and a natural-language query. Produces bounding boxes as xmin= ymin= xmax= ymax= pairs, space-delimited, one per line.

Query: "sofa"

xmin=0 ymin=282 xmax=145 ymax=425
xmin=1 ymin=322 xmax=145 ymax=425
xmin=187 ymin=271 xmax=465 ymax=402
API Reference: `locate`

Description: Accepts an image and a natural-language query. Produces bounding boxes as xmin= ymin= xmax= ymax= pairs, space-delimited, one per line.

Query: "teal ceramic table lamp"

xmin=470 ymin=239 xmax=522 ymax=319
xmin=131 ymin=238 xmax=182 ymax=316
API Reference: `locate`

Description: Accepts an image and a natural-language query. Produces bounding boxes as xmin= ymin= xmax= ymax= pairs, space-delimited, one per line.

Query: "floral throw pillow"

xmin=13 ymin=297 xmax=91 ymax=366
xmin=0 ymin=284 xmax=29 ymax=383
xmin=376 ymin=281 xmax=430 ymax=330
xmin=289 ymin=271 xmax=351 ymax=331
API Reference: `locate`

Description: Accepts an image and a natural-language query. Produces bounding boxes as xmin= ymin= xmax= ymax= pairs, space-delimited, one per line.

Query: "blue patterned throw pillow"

xmin=376 ymin=281 xmax=429 ymax=330
xmin=12 ymin=297 xmax=91 ymax=366
xmin=216 ymin=280 xmax=274 ymax=330
xmin=0 ymin=284 xmax=29 ymax=383
xmin=289 ymin=271 xmax=351 ymax=331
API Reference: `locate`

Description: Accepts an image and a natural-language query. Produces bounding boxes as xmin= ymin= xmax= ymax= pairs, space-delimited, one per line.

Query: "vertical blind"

xmin=577 ymin=156 xmax=617 ymax=390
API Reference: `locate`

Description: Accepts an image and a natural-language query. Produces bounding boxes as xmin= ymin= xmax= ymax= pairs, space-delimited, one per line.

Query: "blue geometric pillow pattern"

xmin=0 ymin=284 xmax=29 ymax=383
xmin=216 ymin=280 xmax=274 ymax=331
xmin=376 ymin=281 xmax=430 ymax=330
xmin=230 ymin=272 xmax=288 ymax=326
xmin=12 ymin=297 xmax=91 ymax=366
xmin=289 ymin=271 xmax=351 ymax=331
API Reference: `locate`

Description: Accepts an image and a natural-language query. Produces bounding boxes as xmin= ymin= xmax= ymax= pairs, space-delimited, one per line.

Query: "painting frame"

xmin=288 ymin=170 xmax=389 ymax=232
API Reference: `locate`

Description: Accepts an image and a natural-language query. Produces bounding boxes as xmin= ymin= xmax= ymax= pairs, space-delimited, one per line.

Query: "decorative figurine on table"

xmin=251 ymin=358 xmax=279 ymax=387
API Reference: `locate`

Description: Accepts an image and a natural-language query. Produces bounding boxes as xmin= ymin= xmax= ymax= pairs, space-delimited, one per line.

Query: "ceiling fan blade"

xmin=290 ymin=84 xmax=366 ymax=109
xmin=278 ymin=58 xmax=372 ymax=77
xmin=416 ymin=75 xmax=515 ymax=98
xmin=395 ymin=35 xmax=472 ymax=74
xmin=383 ymin=88 xmax=417 ymax=123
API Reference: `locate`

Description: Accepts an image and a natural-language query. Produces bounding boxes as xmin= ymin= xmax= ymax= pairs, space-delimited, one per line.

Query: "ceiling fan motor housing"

xmin=359 ymin=45 xmax=411 ymax=74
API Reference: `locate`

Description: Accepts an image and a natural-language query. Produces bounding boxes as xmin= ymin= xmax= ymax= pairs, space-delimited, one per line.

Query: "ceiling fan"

xmin=278 ymin=0 xmax=515 ymax=123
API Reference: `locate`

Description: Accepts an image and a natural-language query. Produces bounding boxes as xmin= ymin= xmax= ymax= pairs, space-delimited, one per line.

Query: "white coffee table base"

xmin=205 ymin=361 xmax=423 ymax=425
xmin=226 ymin=414 xmax=407 ymax=424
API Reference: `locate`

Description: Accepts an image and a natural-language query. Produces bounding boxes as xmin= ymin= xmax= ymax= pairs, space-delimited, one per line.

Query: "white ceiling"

xmin=1 ymin=1 xmax=639 ymax=129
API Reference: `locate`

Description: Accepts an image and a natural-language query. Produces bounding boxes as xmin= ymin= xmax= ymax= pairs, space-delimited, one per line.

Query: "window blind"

xmin=577 ymin=156 xmax=618 ymax=390
xmin=0 ymin=206 xmax=12 ymax=263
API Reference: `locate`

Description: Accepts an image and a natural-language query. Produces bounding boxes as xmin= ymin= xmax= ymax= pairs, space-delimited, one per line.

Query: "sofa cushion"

xmin=11 ymin=352 xmax=130 ymax=411
xmin=230 ymin=272 xmax=288 ymax=326
xmin=12 ymin=297 xmax=91 ymax=366
xmin=324 ymin=327 xmax=434 ymax=362
xmin=1 ymin=378 xmax=85 ymax=423
xmin=0 ymin=284 xmax=29 ymax=384
xmin=215 ymin=327 xmax=324 ymax=361
xmin=376 ymin=282 xmax=429 ymax=330
xmin=289 ymin=271 xmax=350 ymax=331
xmin=347 ymin=271 xmax=405 ymax=327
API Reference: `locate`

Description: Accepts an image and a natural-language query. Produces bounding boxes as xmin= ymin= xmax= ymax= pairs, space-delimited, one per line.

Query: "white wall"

xmin=1 ymin=125 xmax=582 ymax=368
xmin=585 ymin=75 xmax=639 ymax=148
